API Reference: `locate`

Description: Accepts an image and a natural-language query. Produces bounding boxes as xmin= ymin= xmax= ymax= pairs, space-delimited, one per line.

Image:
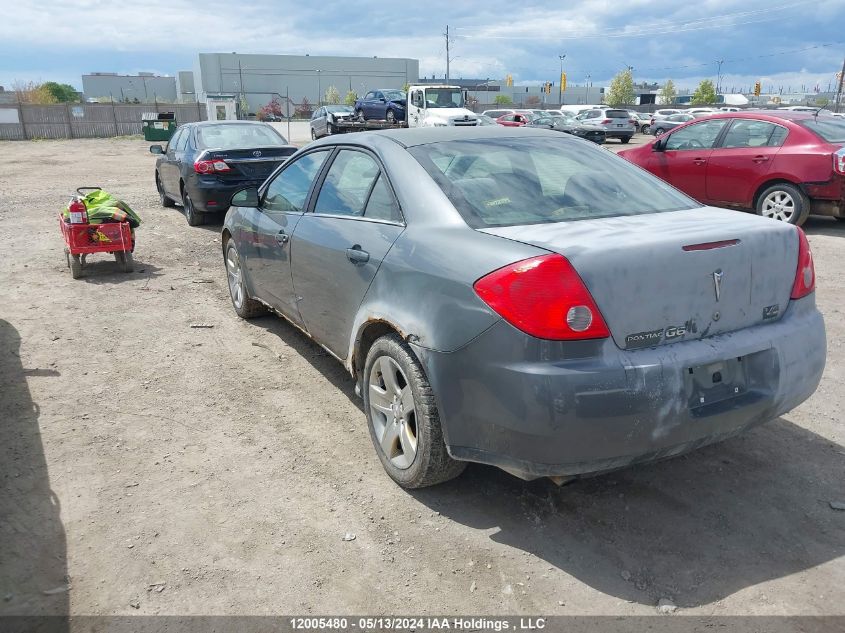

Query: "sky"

xmin=1 ymin=0 xmax=844 ymax=94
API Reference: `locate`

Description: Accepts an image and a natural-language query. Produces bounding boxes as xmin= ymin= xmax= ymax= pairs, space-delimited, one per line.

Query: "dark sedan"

xmin=221 ymin=127 xmax=823 ymax=489
xmin=151 ymin=122 xmax=297 ymax=225
xmin=354 ymin=89 xmax=406 ymax=123
xmin=527 ymin=114 xmax=606 ymax=143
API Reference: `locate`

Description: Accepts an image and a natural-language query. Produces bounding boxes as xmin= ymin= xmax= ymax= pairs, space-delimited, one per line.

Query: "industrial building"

xmin=81 ymin=72 xmax=177 ymax=103
xmin=192 ymin=53 xmax=419 ymax=113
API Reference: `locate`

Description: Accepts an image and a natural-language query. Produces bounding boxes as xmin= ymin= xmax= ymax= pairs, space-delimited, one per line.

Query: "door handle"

xmin=346 ymin=245 xmax=370 ymax=265
xmin=692 ymin=158 xmax=707 ymax=165
xmin=276 ymin=230 xmax=289 ymax=245
xmin=752 ymin=155 xmax=770 ymax=163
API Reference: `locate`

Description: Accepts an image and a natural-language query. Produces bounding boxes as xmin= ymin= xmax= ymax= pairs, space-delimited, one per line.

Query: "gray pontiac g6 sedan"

xmin=222 ymin=127 xmax=825 ymax=489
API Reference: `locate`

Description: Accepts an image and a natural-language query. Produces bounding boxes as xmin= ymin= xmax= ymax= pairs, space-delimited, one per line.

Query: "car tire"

xmin=156 ymin=173 xmax=175 ymax=208
xmin=620 ymin=136 xmax=631 ymax=144
xmin=224 ymin=239 xmax=266 ymax=319
xmin=386 ymin=109 xmax=396 ymax=123
xmin=182 ymin=189 xmax=205 ymax=226
xmin=363 ymin=334 xmax=466 ymax=489
xmin=114 ymin=251 xmax=134 ymax=273
xmin=356 ymin=109 xmax=365 ymax=122
xmin=756 ymin=182 xmax=810 ymax=226
xmin=654 ymin=127 xmax=666 ymax=135
xmin=641 ymin=124 xmax=650 ymax=134
xmin=311 ymin=127 xmax=317 ymax=140
xmin=326 ymin=123 xmax=334 ymax=135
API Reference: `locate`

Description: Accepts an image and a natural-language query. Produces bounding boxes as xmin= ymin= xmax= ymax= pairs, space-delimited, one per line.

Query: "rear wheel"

xmin=654 ymin=127 xmax=666 ymax=135
xmin=620 ymin=136 xmax=631 ymax=144
xmin=69 ymin=254 xmax=82 ymax=279
xmin=182 ymin=189 xmax=205 ymax=226
xmin=756 ymin=183 xmax=810 ymax=225
xmin=363 ymin=334 xmax=466 ymax=489
xmin=225 ymin=239 xmax=265 ymax=319
xmin=310 ymin=127 xmax=317 ymax=140
xmin=641 ymin=124 xmax=650 ymax=134
xmin=157 ymin=173 xmax=174 ymax=207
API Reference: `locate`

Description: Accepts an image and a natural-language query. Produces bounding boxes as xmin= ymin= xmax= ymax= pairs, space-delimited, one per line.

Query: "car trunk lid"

xmin=480 ymin=207 xmax=799 ymax=349
xmin=202 ymin=146 xmax=297 ymax=182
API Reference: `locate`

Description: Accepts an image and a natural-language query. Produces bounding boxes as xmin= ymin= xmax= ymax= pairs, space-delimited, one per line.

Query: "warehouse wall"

xmin=82 ymin=75 xmax=178 ymax=103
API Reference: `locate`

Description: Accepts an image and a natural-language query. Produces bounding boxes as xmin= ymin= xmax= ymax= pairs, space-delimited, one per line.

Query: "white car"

xmin=652 ymin=108 xmax=682 ymax=120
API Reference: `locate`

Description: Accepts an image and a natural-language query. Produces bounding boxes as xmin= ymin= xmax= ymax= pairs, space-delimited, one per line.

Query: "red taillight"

xmin=833 ymin=147 xmax=845 ymax=176
xmin=473 ymin=254 xmax=610 ymax=341
xmin=790 ymin=228 xmax=815 ymax=299
xmin=194 ymin=159 xmax=231 ymax=174
xmin=629 ymin=119 xmax=637 ymax=124
xmin=601 ymin=119 xmax=612 ymax=124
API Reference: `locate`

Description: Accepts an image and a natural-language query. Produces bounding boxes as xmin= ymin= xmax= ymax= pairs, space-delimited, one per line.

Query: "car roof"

xmin=190 ymin=121 xmax=273 ymax=128
xmin=699 ymin=110 xmax=829 ymax=123
xmin=363 ymin=126 xmax=562 ymax=148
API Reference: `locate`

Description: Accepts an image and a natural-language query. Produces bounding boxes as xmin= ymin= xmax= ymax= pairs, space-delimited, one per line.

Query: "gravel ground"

xmin=0 ymin=136 xmax=843 ymax=617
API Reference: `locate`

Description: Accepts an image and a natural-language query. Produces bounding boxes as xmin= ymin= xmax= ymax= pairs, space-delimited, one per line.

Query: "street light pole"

xmin=558 ymin=54 xmax=566 ymax=106
xmin=316 ymin=69 xmax=321 ymax=106
xmin=716 ymin=59 xmax=724 ymax=95
xmin=585 ymin=74 xmax=591 ymax=104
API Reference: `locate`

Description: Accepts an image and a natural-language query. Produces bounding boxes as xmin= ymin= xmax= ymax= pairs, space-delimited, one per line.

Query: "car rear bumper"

xmin=415 ymin=294 xmax=825 ymax=480
xmin=187 ymin=177 xmax=265 ymax=213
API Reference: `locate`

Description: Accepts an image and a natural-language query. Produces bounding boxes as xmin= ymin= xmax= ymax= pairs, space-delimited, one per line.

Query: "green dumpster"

xmin=142 ymin=112 xmax=176 ymax=141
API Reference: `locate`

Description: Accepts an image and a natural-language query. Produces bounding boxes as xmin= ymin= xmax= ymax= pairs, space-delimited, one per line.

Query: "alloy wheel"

xmin=761 ymin=190 xmax=796 ymax=222
xmin=226 ymin=244 xmax=244 ymax=309
xmin=368 ymin=356 xmax=417 ymax=470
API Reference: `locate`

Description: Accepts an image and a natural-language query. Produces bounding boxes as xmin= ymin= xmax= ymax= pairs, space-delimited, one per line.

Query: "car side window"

xmin=665 ymin=119 xmax=728 ymax=151
xmin=364 ymin=92 xmax=374 ymax=100
xmin=364 ymin=175 xmax=402 ymax=223
xmin=175 ymin=127 xmax=190 ymax=151
xmin=166 ymin=128 xmax=183 ymax=153
xmin=720 ymin=120 xmax=787 ymax=148
xmin=314 ymin=150 xmax=380 ymax=217
xmin=262 ymin=150 xmax=330 ymax=213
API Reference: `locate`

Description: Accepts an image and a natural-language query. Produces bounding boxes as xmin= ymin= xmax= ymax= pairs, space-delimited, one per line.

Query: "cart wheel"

xmin=65 ymin=250 xmax=70 ymax=269
xmin=70 ymin=255 xmax=83 ymax=279
xmin=115 ymin=251 xmax=134 ymax=273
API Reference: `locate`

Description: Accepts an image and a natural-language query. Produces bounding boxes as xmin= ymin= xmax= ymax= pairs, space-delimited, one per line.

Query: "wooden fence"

xmin=0 ymin=102 xmax=208 ymax=140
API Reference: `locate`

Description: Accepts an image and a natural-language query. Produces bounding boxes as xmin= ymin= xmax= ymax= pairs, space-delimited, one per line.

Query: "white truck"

xmin=334 ymin=84 xmax=480 ymax=132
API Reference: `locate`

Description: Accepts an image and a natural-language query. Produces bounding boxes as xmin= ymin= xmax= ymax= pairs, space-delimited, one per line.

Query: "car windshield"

xmin=382 ymin=90 xmax=405 ymax=101
xmin=325 ymin=106 xmax=353 ymax=113
xmin=196 ymin=124 xmax=286 ymax=149
xmin=426 ymin=88 xmax=464 ymax=108
xmin=798 ymin=117 xmax=845 ymax=143
xmin=409 ymin=137 xmax=697 ymax=228
xmin=606 ymin=109 xmax=630 ymax=119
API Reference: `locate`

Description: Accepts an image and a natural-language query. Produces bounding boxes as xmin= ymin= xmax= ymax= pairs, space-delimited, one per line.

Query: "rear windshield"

xmin=606 ymin=109 xmax=630 ymax=119
xmin=196 ymin=124 xmax=286 ymax=150
xmin=408 ymin=137 xmax=696 ymax=228
xmin=798 ymin=117 xmax=845 ymax=143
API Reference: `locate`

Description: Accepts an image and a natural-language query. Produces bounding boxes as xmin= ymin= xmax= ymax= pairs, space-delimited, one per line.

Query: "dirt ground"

xmin=1 ymin=137 xmax=843 ymax=618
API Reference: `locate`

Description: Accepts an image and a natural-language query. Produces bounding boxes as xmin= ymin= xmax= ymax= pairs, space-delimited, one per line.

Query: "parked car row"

xmin=146 ymin=114 xmax=835 ymax=490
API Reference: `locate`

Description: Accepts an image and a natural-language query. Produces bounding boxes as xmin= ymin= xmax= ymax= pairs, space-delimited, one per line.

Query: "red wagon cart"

xmin=60 ymin=187 xmax=134 ymax=279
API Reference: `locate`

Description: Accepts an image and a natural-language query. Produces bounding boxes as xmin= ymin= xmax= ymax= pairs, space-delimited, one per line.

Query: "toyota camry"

xmin=221 ymin=127 xmax=825 ymax=489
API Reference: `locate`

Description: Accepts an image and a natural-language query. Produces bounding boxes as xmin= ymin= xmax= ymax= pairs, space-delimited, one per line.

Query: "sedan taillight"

xmin=601 ymin=119 xmax=612 ymax=124
xmin=833 ymin=147 xmax=845 ymax=175
xmin=194 ymin=159 xmax=231 ymax=174
xmin=790 ymin=228 xmax=815 ymax=300
xmin=474 ymin=254 xmax=610 ymax=341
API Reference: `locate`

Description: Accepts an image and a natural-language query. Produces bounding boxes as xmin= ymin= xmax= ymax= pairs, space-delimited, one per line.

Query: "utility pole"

xmin=835 ymin=57 xmax=845 ymax=113
xmin=445 ymin=25 xmax=450 ymax=82
xmin=715 ymin=59 xmax=724 ymax=95
xmin=558 ymin=54 xmax=566 ymax=106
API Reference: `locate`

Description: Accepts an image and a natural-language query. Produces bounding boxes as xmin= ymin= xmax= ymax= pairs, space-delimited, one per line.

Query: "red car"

xmin=618 ymin=111 xmax=845 ymax=225
xmin=496 ymin=113 xmax=532 ymax=127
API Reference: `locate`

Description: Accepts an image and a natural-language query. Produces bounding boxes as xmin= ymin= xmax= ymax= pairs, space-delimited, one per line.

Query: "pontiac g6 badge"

xmin=713 ymin=269 xmax=723 ymax=301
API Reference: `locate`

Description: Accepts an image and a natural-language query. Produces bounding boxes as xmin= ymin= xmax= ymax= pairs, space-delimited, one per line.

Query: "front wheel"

xmin=157 ymin=173 xmax=175 ymax=208
xmin=310 ymin=127 xmax=317 ymax=140
xmin=641 ymin=124 xmax=650 ymax=134
xmin=756 ymin=183 xmax=810 ymax=225
xmin=69 ymin=254 xmax=82 ymax=279
xmin=654 ymin=127 xmax=666 ymax=136
xmin=386 ymin=109 xmax=396 ymax=123
xmin=363 ymin=334 xmax=466 ymax=489
xmin=114 ymin=251 xmax=134 ymax=273
xmin=225 ymin=240 xmax=266 ymax=319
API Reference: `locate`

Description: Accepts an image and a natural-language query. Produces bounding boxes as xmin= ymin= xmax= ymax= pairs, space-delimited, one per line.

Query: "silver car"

xmin=310 ymin=105 xmax=355 ymax=140
xmin=651 ymin=113 xmax=696 ymax=135
xmin=222 ymin=127 xmax=824 ymax=489
xmin=575 ymin=107 xmax=636 ymax=142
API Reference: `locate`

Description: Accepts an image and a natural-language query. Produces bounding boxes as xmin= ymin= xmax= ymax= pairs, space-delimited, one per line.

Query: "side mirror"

xmin=149 ymin=144 xmax=164 ymax=154
xmin=652 ymin=138 xmax=666 ymax=152
xmin=231 ymin=187 xmax=260 ymax=207
xmin=380 ymin=98 xmax=386 ymax=103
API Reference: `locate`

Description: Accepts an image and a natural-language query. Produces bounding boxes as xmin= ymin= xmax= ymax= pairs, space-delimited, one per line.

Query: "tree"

xmin=12 ymin=80 xmax=57 ymax=104
xmin=606 ymin=69 xmax=636 ymax=106
xmin=295 ymin=96 xmax=312 ymax=118
xmin=257 ymin=96 xmax=283 ymax=121
xmin=42 ymin=82 xmax=79 ymax=102
xmin=525 ymin=95 xmax=541 ymax=106
xmin=659 ymin=79 xmax=677 ymax=105
xmin=324 ymin=85 xmax=340 ymax=105
xmin=494 ymin=94 xmax=513 ymax=105
xmin=344 ymin=90 xmax=358 ymax=106
xmin=691 ymin=79 xmax=717 ymax=105
xmin=402 ymin=82 xmax=410 ymax=93
xmin=815 ymin=97 xmax=830 ymax=107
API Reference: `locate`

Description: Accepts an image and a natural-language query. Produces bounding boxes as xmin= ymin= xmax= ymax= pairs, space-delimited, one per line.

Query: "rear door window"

xmin=665 ymin=119 xmax=729 ymax=150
